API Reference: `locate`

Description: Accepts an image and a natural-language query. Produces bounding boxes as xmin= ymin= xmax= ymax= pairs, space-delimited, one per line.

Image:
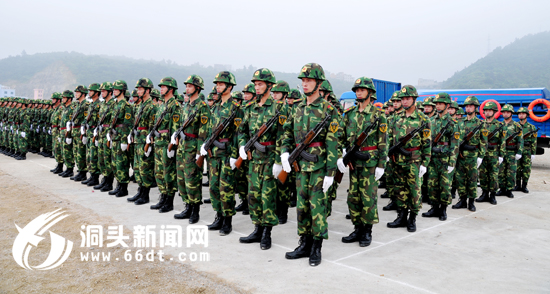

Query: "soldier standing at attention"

xmin=70 ymin=85 xmax=90 ymax=182
xmin=59 ymin=90 xmax=76 ymax=178
xmin=50 ymin=93 xmax=65 ymax=174
xmin=81 ymin=83 xmax=102 ymax=187
xmin=386 ymin=85 xmax=431 ymax=233
xmin=452 ymin=96 xmax=487 ymax=211
xmin=495 ymin=104 xmax=524 ymax=198
xmin=340 ymin=77 xmax=387 ymax=247
xmin=94 ymin=82 xmax=116 ymax=192
xmin=382 ymin=92 xmax=402 ymax=211
xmin=281 ymin=63 xmax=340 ymax=266
xmin=514 ymin=107 xmax=537 ymax=193
xmin=422 ymin=97 xmax=436 ymax=118
xmin=15 ymin=99 xmax=30 ymax=160
xmin=285 ymin=88 xmax=302 ymax=208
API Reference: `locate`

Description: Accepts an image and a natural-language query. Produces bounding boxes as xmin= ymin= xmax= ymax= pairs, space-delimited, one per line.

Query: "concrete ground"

xmin=2 ymin=151 xmax=550 ymax=293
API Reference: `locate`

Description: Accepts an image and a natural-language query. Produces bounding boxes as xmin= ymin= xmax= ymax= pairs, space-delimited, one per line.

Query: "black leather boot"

xmin=488 ymin=191 xmax=497 ymax=205
xmin=189 ymin=204 xmax=200 ymax=224
xmin=496 ymin=189 xmax=504 ymax=196
xmin=521 ymin=182 xmax=529 ymax=193
xmin=278 ymin=202 xmax=288 ymax=224
xmin=407 ymin=211 xmax=417 ymax=232
xmin=219 ymin=216 xmax=232 ymax=236
xmin=81 ymin=173 xmax=92 ymax=184
xmin=150 ymin=193 xmax=166 ymax=210
xmin=439 ymin=205 xmax=448 ymax=221
xmin=380 ymin=191 xmax=389 ymax=198
xmin=383 ymin=199 xmax=398 ymax=211
xmin=235 ymin=199 xmax=246 ymax=212
xmin=159 ymin=194 xmax=174 ymax=213
xmin=309 ymin=239 xmax=323 ymax=267
xmin=513 ymin=179 xmax=521 ymax=191
xmin=174 ymin=202 xmax=192 ymax=219
xmin=506 ymin=190 xmax=514 ymax=198
xmin=135 ymin=187 xmax=150 ymax=205
xmin=74 ymin=171 xmax=87 ymax=182
xmin=58 ymin=167 xmax=67 ymax=176
xmin=451 ymin=187 xmax=457 ymax=199
xmin=93 ymin=176 xmax=107 ymax=189
xmin=359 ymin=224 xmax=372 ymax=247
xmin=203 ymin=198 xmax=211 ymax=204
xmin=115 ymin=183 xmax=128 ymax=197
xmin=239 ymin=225 xmax=264 ymax=243
xmin=127 ymin=186 xmax=142 ymax=202
xmin=468 ymin=198 xmax=476 ymax=212
xmin=16 ymin=152 xmax=26 ymax=160
xmin=109 ymin=183 xmax=122 ymax=195
xmin=62 ymin=167 xmax=74 ymax=178
xmin=341 ymin=225 xmax=360 ymax=243
xmin=129 ymin=173 xmax=135 ymax=183
xmin=207 ymin=212 xmax=223 ymax=230
xmin=387 ymin=209 xmax=408 ymax=228
xmin=242 ymin=200 xmax=250 ymax=216
xmin=86 ymin=174 xmax=100 ymax=186
xmin=260 ymin=226 xmax=272 ymax=250
xmin=285 ymin=235 xmax=313 ymax=259
xmin=422 ymin=204 xmax=440 ymax=218
xmin=50 ymin=163 xmax=63 ymax=173
xmin=100 ymin=176 xmax=114 ymax=192
xmin=476 ymin=190 xmax=489 ymax=202
xmin=452 ymin=198 xmax=467 ymax=209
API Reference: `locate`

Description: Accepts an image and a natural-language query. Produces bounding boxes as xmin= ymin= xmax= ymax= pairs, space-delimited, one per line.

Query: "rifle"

xmin=277 ymin=113 xmax=331 ymax=184
xmin=65 ymin=103 xmax=84 ymax=140
xmin=106 ymin=102 xmax=125 ymax=148
xmin=235 ymin=110 xmax=280 ymax=169
xmin=167 ymin=109 xmax=199 ymax=152
xmin=388 ymin=121 xmax=429 ymax=161
xmin=80 ymin=103 xmax=99 ymax=141
xmin=143 ymin=104 xmax=171 ymax=153
xmin=334 ymin=116 xmax=380 ymax=184
xmin=458 ymin=123 xmax=483 ymax=158
xmin=505 ymin=130 xmax=522 ymax=145
xmin=523 ymin=127 xmax=540 ymax=139
xmin=431 ymin=121 xmax=452 ymax=154
xmin=195 ymin=104 xmax=241 ymax=168
xmin=487 ymin=123 xmax=505 ymax=140
xmin=128 ymin=102 xmax=147 ymax=145
xmin=91 ymin=101 xmax=116 ymax=144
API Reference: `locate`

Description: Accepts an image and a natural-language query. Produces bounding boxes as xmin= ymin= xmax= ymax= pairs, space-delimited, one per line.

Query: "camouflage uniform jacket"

xmin=111 ymin=99 xmax=134 ymax=142
xmin=519 ymin=121 xmax=537 ymax=155
xmin=207 ymin=96 xmax=243 ymax=159
xmin=502 ymin=119 xmax=524 ymax=155
xmin=84 ymin=99 xmax=101 ymax=138
xmin=51 ymin=105 xmax=63 ymax=136
xmin=133 ymin=98 xmax=157 ymax=145
xmin=178 ymin=97 xmax=210 ymax=154
xmin=460 ymin=116 xmax=487 ymax=158
xmin=388 ymin=108 xmax=431 ymax=166
xmin=430 ymin=112 xmax=459 ymax=168
xmin=153 ymin=96 xmax=181 ymax=148
xmin=484 ymin=119 xmax=506 ymax=157
xmin=98 ymin=99 xmax=116 ymax=138
xmin=71 ymin=99 xmax=89 ymax=137
xmin=60 ymin=102 xmax=76 ymax=135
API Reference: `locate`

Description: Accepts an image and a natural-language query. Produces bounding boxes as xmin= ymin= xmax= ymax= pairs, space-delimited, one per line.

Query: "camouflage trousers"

xmin=516 ymin=153 xmax=532 ymax=184
xmin=62 ymin=137 xmax=74 ymax=168
xmin=73 ymin=136 xmax=87 ymax=172
xmin=385 ymin=161 xmax=397 ymax=202
xmin=17 ymin=131 xmax=28 ymax=153
xmin=456 ymin=156 xmax=478 ymax=199
xmin=427 ymin=157 xmax=452 ymax=205
xmin=98 ymin=138 xmax=114 ymax=176
xmin=176 ymin=148 xmax=202 ymax=205
xmin=135 ymin=144 xmax=155 ymax=188
xmin=498 ymin=153 xmax=517 ymax=191
xmin=296 ymin=169 xmax=329 ymax=240
xmin=111 ymin=141 xmax=129 ymax=184
xmin=53 ymin=131 xmax=64 ymax=163
xmin=248 ymin=162 xmax=278 ymax=226
xmin=235 ymin=160 xmax=248 ymax=202
xmin=326 ymin=181 xmax=338 ymax=216
xmin=393 ymin=162 xmax=422 ymax=214
xmin=479 ymin=156 xmax=499 ymax=191
xmin=208 ymin=156 xmax=236 ymax=217
xmin=154 ymin=144 xmax=177 ymax=195
xmin=86 ymin=137 xmax=99 ymax=174
xmin=347 ymin=166 xmax=379 ymax=226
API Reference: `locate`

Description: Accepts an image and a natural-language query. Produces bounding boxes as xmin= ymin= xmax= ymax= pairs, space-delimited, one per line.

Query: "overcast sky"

xmin=1 ymin=0 xmax=549 ymax=85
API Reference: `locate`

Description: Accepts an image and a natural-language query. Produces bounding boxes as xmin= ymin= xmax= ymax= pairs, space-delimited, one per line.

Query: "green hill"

xmin=443 ymin=31 xmax=550 ymax=89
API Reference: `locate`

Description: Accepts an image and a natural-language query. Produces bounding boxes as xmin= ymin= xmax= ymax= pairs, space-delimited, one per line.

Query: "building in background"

xmin=0 ymin=84 xmax=15 ymax=97
xmin=34 ymin=89 xmax=44 ymax=100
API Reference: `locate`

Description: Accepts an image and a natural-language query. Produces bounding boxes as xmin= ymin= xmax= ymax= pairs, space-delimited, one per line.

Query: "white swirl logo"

xmin=12 ymin=209 xmax=73 ymax=270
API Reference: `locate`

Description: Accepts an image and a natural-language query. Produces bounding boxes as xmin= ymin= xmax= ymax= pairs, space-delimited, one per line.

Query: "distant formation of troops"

xmin=0 ymin=63 xmax=538 ymax=267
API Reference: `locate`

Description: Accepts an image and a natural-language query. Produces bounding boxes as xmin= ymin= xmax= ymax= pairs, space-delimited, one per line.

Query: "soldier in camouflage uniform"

xmin=423 ymin=97 xmax=436 ymax=118
xmin=282 ymin=63 xmax=340 ymax=266
xmin=93 ymin=82 xmax=116 ymax=192
xmin=237 ymin=69 xmax=289 ymax=250
xmin=340 ymin=77 xmax=387 ymax=247
xmin=477 ymin=101 xmax=505 ymax=205
xmin=495 ymin=104 xmax=524 ymax=198
xmin=69 ymin=85 xmax=90 ymax=181
xmin=81 ymin=83 xmax=102 ymax=186
xmin=452 ymin=96 xmax=487 ymax=211
xmin=387 ymin=85 xmax=431 ymax=233
xmin=422 ymin=93 xmax=459 ymax=221
xmin=59 ymin=90 xmax=76 ymax=178
xmin=49 ymin=93 xmax=65 ymax=173
xmin=15 ymin=99 xmax=30 ymax=160
xmin=420 ymin=97 xmax=436 ymax=203
xmin=172 ymin=75 xmax=210 ymax=224
xmin=514 ymin=107 xmax=537 ymax=193
xmin=148 ymin=77 xmax=181 ymax=212
xmin=285 ymin=88 xmax=302 ymax=208
xmin=382 ymin=91 xmax=402 ymax=210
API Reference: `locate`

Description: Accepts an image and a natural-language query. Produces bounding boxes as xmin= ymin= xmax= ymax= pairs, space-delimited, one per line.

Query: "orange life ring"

xmin=374 ymin=102 xmax=383 ymax=108
xmin=480 ymin=99 xmax=501 ymax=119
xmin=528 ymin=99 xmax=550 ymax=122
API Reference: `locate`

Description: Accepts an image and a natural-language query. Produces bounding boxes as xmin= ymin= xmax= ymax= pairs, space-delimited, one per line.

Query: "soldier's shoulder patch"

xmin=173 ymin=114 xmax=180 ymax=122
xmin=329 ymin=121 xmax=339 ymax=133
xmin=482 ymin=129 xmax=488 ymax=137
xmin=84 ymin=111 xmax=88 ymax=117
xmin=201 ymin=115 xmax=208 ymax=124
xmin=379 ymin=123 xmax=387 ymax=133
xmin=232 ymin=101 xmax=239 ymax=107
xmin=327 ymin=104 xmax=334 ymax=110
xmin=275 ymin=100 xmax=283 ymax=104
xmin=279 ymin=115 xmax=287 ymax=125
xmin=533 ymin=132 xmax=537 ymax=138
xmin=234 ymin=117 xmax=242 ymax=128
xmin=202 ymin=101 xmax=207 ymax=106
xmin=423 ymin=128 xmax=431 ymax=138
xmin=454 ymin=131 xmax=460 ymax=140
xmin=125 ymin=113 xmax=131 ymax=120
xmin=344 ymin=106 xmax=356 ymax=113
xmin=246 ymin=101 xmax=254 ymax=107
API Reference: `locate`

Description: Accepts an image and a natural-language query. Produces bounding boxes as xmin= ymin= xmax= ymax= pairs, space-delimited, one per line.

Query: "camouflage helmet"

xmin=74 ymin=85 xmax=89 ymax=94
xmin=124 ymin=90 xmax=130 ymax=99
xmin=184 ymin=74 xmax=205 ymax=90
xmin=198 ymin=93 xmax=205 ymax=101
xmin=99 ymin=81 xmax=113 ymax=91
xmin=51 ymin=92 xmax=62 ymax=100
xmin=351 ymin=77 xmax=376 ymax=93
xmin=251 ymin=68 xmax=277 ymax=84
xmin=416 ymin=101 xmax=424 ymax=110
xmin=88 ymin=83 xmax=101 ymax=92
xmin=242 ymin=83 xmax=256 ymax=94
xmin=483 ymin=101 xmax=498 ymax=111
xmin=371 ymin=92 xmax=377 ymax=100
xmin=176 ymin=94 xmax=185 ymax=103
xmin=390 ymin=90 xmax=401 ymax=101
xmin=150 ymin=89 xmax=161 ymax=99
xmin=113 ymin=80 xmax=128 ymax=91
xmin=131 ymin=89 xmax=139 ymax=97
xmin=501 ymin=104 xmax=515 ymax=113
xmin=423 ymin=97 xmax=435 ymax=106
xmin=456 ymin=108 xmax=465 ymax=115
xmin=288 ymin=88 xmax=302 ymax=99
xmin=463 ymin=96 xmax=480 ymax=106
xmin=62 ymin=90 xmax=74 ymax=99
xmin=320 ymin=80 xmax=333 ymax=93
xmin=231 ymin=91 xmax=243 ymax=100
xmin=272 ymin=80 xmax=290 ymax=93
xmin=213 ymin=71 xmax=237 ymax=85
xmin=433 ymin=92 xmax=451 ymax=104
xmin=158 ymin=77 xmax=178 ymax=89
xmin=450 ymin=101 xmax=459 ymax=109
xmin=135 ymin=78 xmax=154 ymax=89
xmin=209 ymin=86 xmax=217 ymax=95
xmin=398 ymin=85 xmax=418 ymax=98
xmin=297 ymin=63 xmax=326 ymax=81
xmin=517 ymin=107 xmax=529 ymax=114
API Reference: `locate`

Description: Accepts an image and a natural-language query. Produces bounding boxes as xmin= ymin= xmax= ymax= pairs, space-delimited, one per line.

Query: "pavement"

xmin=2 ymin=152 xmax=550 ymax=293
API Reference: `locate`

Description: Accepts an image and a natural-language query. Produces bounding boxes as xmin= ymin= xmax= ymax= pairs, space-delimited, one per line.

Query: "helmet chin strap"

xmin=403 ymin=99 xmax=416 ymax=110
xmin=304 ymin=81 xmax=321 ymax=96
xmin=436 ymin=104 xmax=448 ymax=113
xmin=258 ymin=83 xmax=272 ymax=97
xmin=217 ymin=83 xmax=228 ymax=96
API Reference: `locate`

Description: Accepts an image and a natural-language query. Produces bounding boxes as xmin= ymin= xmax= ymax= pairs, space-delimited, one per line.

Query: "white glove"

xmin=145 ymin=148 xmax=151 ymax=157
xmin=20 ymin=131 xmax=26 ymax=138
xmin=167 ymin=148 xmax=175 ymax=158
xmin=66 ymin=122 xmax=71 ymax=130
xmin=121 ymin=143 xmax=128 ymax=151
xmin=170 ymin=132 xmax=178 ymax=145
xmin=80 ymin=126 xmax=85 ymax=135
xmin=322 ymin=176 xmax=334 ymax=193
xmin=273 ymin=164 xmax=283 ymax=177
xmin=337 ymin=158 xmax=346 ymax=173
xmin=146 ymin=134 xmax=152 ymax=144
xmin=531 ymin=155 xmax=535 ymax=161
xmin=498 ymin=157 xmax=503 ymax=165
xmin=10 ymin=125 xmax=13 ymax=131
xmin=477 ymin=157 xmax=483 ymax=168
xmin=515 ymin=154 xmax=522 ymax=161
xmin=42 ymin=126 xmax=45 ymax=132
xmin=342 ymin=148 xmax=347 ymax=157
xmin=127 ymin=134 xmax=132 ymax=144
xmin=375 ymin=167 xmax=384 ymax=181
xmin=106 ymin=133 xmax=111 ymax=142
xmin=229 ymin=158 xmax=237 ymax=170
xmin=94 ymin=139 xmax=99 ymax=147
xmin=82 ymin=137 xmax=88 ymax=145
xmin=239 ymin=146 xmax=247 ymax=160
xmin=419 ymin=165 xmax=427 ymax=178
xmin=58 ymin=137 xmax=61 ymax=142
xmin=195 ymin=154 xmax=200 ymax=160
xmin=281 ymin=152 xmax=291 ymax=173
xmin=36 ymin=127 xmax=39 ymax=133
xmin=66 ymin=138 xmax=72 ymax=145
xmin=447 ymin=166 xmax=454 ymax=174
xmin=93 ymin=129 xmax=98 ymax=138
xmin=200 ymin=143 xmax=207 ymax=156
xmin=48 ymin=129 xmax=52 ymax=135
xmin=30 ymin=124 xmax=33 ymax=129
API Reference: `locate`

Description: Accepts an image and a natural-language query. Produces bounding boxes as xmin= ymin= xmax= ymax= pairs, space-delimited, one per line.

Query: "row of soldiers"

xmin=0 ymin=63 xmax=538 ymax=267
